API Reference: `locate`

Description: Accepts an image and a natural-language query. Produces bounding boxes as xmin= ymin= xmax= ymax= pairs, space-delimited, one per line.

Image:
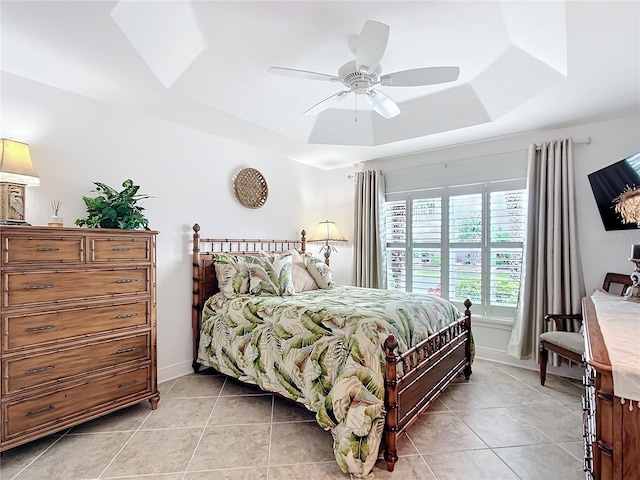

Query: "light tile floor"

xmin=1 ymin=360 xmax=585 ymax=480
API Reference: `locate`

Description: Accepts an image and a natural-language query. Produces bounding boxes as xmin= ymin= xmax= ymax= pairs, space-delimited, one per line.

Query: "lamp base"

xmin=623 ymin=285 xmax=640 ymax=302
xmin=0 ymin=220 xmax=31 ymax=226
xmin=623 ymin=262 xmax=640 ymax=302
xmin=322 ymin=244 xmax=331 ymax=266
xmin=0 ymin=182 xmax=28 ymax=225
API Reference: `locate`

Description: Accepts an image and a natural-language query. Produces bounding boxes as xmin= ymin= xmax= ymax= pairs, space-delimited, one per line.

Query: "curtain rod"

xmin=349 ymin=136 xmax=592 ymax=178
xmin=535 ymin=136 xmax=591 ymax=150
xmin=347 ymin=172 xmax=384 ymax=180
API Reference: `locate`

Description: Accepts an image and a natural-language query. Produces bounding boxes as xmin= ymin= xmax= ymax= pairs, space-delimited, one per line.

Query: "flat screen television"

xmin=588 ymin=152 xmax=640 ymax=231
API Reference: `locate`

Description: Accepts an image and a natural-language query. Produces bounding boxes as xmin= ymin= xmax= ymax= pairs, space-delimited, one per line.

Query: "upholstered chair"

xmin=539 ymin=272 xmax=632 ymax=386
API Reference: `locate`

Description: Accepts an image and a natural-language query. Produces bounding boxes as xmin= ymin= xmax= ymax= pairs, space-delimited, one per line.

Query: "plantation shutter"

xmin=488 ymin=185 xmax=526 ymax=317
xmin=383 ymin=179 xmax=526 ymax=319
xmin=448 ymin=191 xmax=483 ymax=305
xmin=384 ymin=199 xmax=408 ymax=291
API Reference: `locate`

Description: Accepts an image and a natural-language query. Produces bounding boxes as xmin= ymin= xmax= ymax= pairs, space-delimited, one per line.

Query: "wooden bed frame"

xmin=191 ymin=223 xmax=473 ymax=472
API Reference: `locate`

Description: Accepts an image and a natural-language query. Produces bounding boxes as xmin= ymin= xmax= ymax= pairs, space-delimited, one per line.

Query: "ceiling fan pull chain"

xmin=354 ymin=93 xmax=358 ymax=123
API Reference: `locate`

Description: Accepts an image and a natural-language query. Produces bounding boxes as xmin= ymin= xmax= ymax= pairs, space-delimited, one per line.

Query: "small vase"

xmin=48 ymin=215 xmax=63 ymax=227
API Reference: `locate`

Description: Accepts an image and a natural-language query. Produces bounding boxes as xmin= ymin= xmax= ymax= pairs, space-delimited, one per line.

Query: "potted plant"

xmin=75 ymin=179 xmax=152 ymax=230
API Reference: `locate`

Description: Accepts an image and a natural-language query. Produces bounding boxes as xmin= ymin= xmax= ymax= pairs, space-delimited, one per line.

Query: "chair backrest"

xmin=602 ymin=272 xmax=633 ymax=295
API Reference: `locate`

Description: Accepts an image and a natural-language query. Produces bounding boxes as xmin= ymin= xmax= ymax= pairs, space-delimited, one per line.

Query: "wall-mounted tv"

xmin=588 ymin=152 xmax=640 ymax=231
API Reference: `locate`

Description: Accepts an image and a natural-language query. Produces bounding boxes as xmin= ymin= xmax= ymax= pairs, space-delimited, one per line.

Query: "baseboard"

xmin=475 ymin=345 xmax=537 ymax=369
xmin=158 ymin=360 xmax=194 ymax=384
xmin=475 ymin=346 xmax=582 ymax=380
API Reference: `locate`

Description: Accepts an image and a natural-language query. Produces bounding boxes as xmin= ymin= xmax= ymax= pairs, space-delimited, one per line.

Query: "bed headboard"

xmin=191 ymin=223 xmax=306 ymax=368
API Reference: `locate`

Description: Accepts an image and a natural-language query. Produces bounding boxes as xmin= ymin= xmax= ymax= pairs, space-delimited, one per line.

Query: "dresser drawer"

xmin=3 ymin=267 xmax=149 ymax=307
xmin=91 ymin=237 xmax=151 ymax=262
xmin=2 ymin=300 xmax=149 ymax=352
xmin=596 ymin=390 xmax=614 ymax=447
xmin=3 ymin=333 xmax=150 ymax=395
xmin=2 ymin=236 xmax=84 ymax=265
xmin=2 ymin=365 xmax=151 ymax=440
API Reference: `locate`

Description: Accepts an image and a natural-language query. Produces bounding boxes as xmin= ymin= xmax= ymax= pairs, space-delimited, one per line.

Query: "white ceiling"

xmin=1 ymin=1 xmax=639 ymax=170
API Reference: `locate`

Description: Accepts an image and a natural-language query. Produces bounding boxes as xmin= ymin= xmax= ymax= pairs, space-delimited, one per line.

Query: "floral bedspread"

xmin=197 ymin=286 xmax=463 ymax=478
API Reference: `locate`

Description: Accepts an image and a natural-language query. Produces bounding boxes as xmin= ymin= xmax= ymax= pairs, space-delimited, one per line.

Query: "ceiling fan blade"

xmin=380 ymin=66 xmax=460 ymax=87
xmin=268 ymin=67 xmax=342 ymax=83
xmin=303 ymin=91 xmax=350 ymax=115
xmin=355 ymin=20 xmax=389 ymax=74
xmin=366 ymin=89 xmax=401 ymax=119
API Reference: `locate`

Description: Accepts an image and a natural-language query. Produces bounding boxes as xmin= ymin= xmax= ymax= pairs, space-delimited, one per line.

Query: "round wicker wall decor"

xmin=234 ymin=167 xmax=269 ymax=209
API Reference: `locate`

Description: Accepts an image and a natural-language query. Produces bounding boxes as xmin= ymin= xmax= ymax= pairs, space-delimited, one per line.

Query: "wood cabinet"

xmin=0 ymin=226 xmax=159 ymax=451
xmin=582 ymin=295 xmax=640 ymax=480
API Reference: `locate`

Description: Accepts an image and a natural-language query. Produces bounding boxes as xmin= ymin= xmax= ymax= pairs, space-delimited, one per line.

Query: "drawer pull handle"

xmin=26 ymin=365 xmax=55 ymax=375
xmin=116 ymin=279 xmax=138 ymax=284
xmin=117 ymin=347 xmax=137 ymax=354
xmin=25 ymin=325 xmax=55 ymax=333
xmin=37 ymin=247 xmax=60 ymax=252
xmin=118 ymin=380 xmax=139 ymax=389
xmin=113 ymin=248 xmax=130 ymax=251
xmin=596 ymin=440 xmax=613 ymax=456
xmin=26 ymin=405 xmax=55 ymax=417
xmin=116 ymin=313 xmax=139 ymax=319
xmin=25 ymin=285 xmax=54 ymax=290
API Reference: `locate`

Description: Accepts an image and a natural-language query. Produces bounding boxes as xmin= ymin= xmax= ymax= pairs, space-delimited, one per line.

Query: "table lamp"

xmin=308 ymin=220 xmax=347 ymax=266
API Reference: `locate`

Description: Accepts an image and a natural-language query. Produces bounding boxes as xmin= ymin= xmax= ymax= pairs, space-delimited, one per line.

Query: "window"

xmin=384 ymin=180 xmax=526 ymax=318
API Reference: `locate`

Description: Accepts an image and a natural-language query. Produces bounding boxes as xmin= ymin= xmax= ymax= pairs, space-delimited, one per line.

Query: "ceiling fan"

xmin=268 ymin=20 xmax=460 ymax=119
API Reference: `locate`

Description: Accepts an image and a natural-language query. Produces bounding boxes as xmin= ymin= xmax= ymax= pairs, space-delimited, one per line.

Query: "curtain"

xmin=508 ymin=139 xmax=586 ymax=361
xmin=353 ymin=170 xmax=385 ymax=288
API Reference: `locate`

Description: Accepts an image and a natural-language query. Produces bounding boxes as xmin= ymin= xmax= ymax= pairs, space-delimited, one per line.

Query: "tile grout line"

xmin=489 ymin=446 xmax=525 ymax=480
xmin=95 ymin=408 xmax=155 ymax=479
xmin=179 ymin=376 xmax=227 ymax=480
xmin=266 ymin=394 xmax=275 ymax=480
xmin=440 ymin=372 xmax=569 ymax=480
xmin=95 ymin=376 xmax=180 ymax=479
xmin=8 ymin=433 xmax=67 ymax=480
xmin=404 ymin=432 xmax=439 ymax=479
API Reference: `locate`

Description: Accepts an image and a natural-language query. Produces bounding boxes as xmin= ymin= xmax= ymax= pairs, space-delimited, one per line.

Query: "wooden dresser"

xmin=0 ymin=226 xmax=159 ymax=451
xmin=582 ymin=295 xmax=640 ymax=480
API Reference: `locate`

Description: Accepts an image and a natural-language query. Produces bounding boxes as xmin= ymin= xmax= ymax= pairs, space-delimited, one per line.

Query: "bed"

xmin=191 ymin=223 xmax=472 ymax=478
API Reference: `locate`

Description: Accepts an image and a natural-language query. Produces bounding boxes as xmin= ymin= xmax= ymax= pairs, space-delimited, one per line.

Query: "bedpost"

xmin=192 ymin=223 xmax=202 ymax=373
xmin=300 ymin=229 xmax=306 ymax=253
xmin=383 ymin=334 xmax=399 ymax=472
xmin=463 ymin=298 xmax=473 ymax=380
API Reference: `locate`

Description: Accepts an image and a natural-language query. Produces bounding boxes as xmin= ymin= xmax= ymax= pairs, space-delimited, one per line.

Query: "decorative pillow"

xmin=260 ymin=249 xmax=318 ymax=293
xmin=213 ymin=253 xmax=249 ymax=298
xmin=304 ymin=254 xmax=335 ymax=289
xmin=289 ymin=249 xmax=319 ymax=292
xmin=247 ymin=254 xmax=295 ymax=296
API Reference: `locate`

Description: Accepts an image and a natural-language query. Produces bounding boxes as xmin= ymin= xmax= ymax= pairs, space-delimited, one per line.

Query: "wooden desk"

xmin=582 ymin=295 xmax=640 ymax=480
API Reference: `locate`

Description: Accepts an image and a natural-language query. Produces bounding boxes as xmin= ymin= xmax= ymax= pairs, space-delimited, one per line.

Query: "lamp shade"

xmin=0 ymin=139 xmax=40 ymax=186
xmin=308 ymin=220 xmax=348 ymax=243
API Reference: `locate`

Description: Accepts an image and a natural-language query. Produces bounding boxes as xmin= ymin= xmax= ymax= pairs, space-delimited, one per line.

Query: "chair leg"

xmin=539 ymin=343 xmax=549 ymax=386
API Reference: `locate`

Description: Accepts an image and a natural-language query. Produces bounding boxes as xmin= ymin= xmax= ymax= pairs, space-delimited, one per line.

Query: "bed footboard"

xmin=383 ymin=299 xmax=472 ymax=472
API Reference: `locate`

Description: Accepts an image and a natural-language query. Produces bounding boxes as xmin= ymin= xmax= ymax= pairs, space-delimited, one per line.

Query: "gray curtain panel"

xmin=508 ymin=139 xmax=586 ymax=361
xmin=353 ymin=170 xmax=386 ymax=288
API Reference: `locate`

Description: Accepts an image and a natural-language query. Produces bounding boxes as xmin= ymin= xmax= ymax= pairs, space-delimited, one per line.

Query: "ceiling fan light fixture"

xmin=367 ymin=90 xmax=401 ymax=119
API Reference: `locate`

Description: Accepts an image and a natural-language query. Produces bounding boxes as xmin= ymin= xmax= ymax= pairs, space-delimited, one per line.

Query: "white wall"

xmin=1 ymin=72 xmax=354 ymax=381
xmin=366 ymin=113 xmax=640 ymax=374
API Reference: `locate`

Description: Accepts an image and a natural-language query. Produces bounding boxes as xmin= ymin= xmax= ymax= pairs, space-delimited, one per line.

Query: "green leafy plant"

xmin=75 ymin=179 xmax=152 ymax=230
